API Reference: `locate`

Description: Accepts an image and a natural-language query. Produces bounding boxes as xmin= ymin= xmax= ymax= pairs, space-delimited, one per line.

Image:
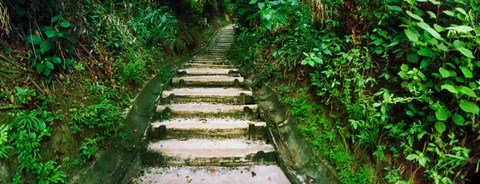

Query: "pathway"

xmin=135 ymin=25 xmax=290 ymax=184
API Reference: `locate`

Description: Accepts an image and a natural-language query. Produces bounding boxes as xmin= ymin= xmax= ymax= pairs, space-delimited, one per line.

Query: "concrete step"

xmin=135 ymin=165 xmax=290 ymax=184
xmin=161 ymin=88 xmax=254 ymax=104
xmin=183 ymin=63 xmax=234 ymax=69
xmin=189 ymin=59 xmax=229 ymax=65
xmin=177 ymin=68 xmax=238 ymax=76
xmin=214 ymin=43 xmax=233 ymax=47
xmin=171 ymin=75 xmax=244 ymax=87
xmin=156 ymin=103 xmax=258 ymax=118
xmin=148 ymin=118 xmax=267 ymax=140
xmin=143 ymin=139 xmax=276 ymax=166
xmin=193 ymin=55 xmax=225 ymax=60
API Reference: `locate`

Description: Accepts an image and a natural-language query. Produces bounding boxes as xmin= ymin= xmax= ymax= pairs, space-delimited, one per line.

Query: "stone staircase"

xmin=135 ymin=25 xmax=290 ymax=183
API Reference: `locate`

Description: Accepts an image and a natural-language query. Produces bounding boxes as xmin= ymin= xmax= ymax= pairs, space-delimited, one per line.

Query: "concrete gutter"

xmin=253 ymin=85 xmax=340 ymax=184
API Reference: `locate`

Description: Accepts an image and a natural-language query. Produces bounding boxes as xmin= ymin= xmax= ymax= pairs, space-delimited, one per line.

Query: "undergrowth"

xmin=231 ymin=0 xmax=480 ymax=183
xmin=0 ymin=0 xmax=231 ymax=183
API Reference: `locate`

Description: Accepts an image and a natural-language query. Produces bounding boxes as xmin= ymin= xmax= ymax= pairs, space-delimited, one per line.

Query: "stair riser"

xmin=183 ymin=64 xmax=233 ymax=69
xmin=176 ymin=72 xmax=240 ymax=77
xmin=193 ymin=56 xmax=225 ymax=60
xmin=149 ymin=126 xmax=267 ymax=140
xmin=172 ymin=80 xmax=244 ymax=88
xmin=161 ymin=95 xmax=254 ymax=105
xmin=142 ymin=151 xmax=277 ymax=167
xmin=156 ymin=107 xmax=259 ymax=119
xmin=189 ymin=60 xmax=229 ymax=65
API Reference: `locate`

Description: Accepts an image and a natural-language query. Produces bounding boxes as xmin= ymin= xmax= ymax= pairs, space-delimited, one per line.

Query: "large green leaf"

xmin=440 ymin=84 xmax=458 ymax=94
xmin=26 ymin=35 xmax=43 ymax=45
xmin=400 ymin=64 xmax=409 ymax=72
xmin=418 ymin=48 xmax=434 ymax=57
xmin=406 ymin=10 xmax=424 ymax=22
xmin=443 ymin=10 xmax=455 ymax=17
xmin=459 ymin=100 xmax=479 ymax=115
xmin=44 ymin=27 xmax=58 ymax=38
xmin=42 ymin=68 xmax=51 ymax=76
xmin=35 ymin=63 xmax=45 ymax=74
xmin=404 ymin=29 xmax=418 ymax=42
xmin=40 ymin=41 xmax=53 ymax=54
xmin=457 ymin=47 xmax=475 ymax=58
xmin=45 ymin=60 xmax=54 ymax=70
xmin=417 ymin=22 xmax=442 ymax=40
xmin=435 ymin=107 xmax=450 ymax=121
xmin=60 ymin=21 xmax=72 ymax=28
xmin=51 ymin=56 xmax=62 ymax=64
xmin=459 ymin=86 xmax=477 ymax=98
xmin=452 ymin=114 xmax=465 ymax=126
xmin=420 ymin=59 xmax=432 ymax=69
xmin=439 ymin=67 xmax=452 ymax=78
xmin=447 ymin=25 xmax=474 ymax=33
xmin=387 ymin=5 xmax=402 ymax=12
xmin=460 ymin=67 xmax=473 ymax=78
xmin=435 ymin=122 xmax=446 ymax=134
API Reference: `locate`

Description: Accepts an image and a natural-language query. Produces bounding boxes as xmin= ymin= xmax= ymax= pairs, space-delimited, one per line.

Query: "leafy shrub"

xmin=26 ymin=15 xmax=78 ymax=81
xmin=9 ymin=108 xmax=66 ymax=183
xmin=80 ymin=138 xmax=98 ymax=163
xmin=0 ymin=124 xmax=11 ymax=159
xmin=15 ymin=86 xmax=36 ymax=105
xmin=234 ymin=0 xmax=480 ymax=183
xmin=69 ymin=100 xmax=126 ymax=138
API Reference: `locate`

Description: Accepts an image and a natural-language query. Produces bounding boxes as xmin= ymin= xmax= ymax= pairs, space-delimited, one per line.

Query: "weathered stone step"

xmin=135 ymin=165 xmax=290 ymax=184
xmin=161 ymin=88 xmax=254 ymax=104
xmin=209 ymin=49 xmax=229 ymax=52
xmin=183 ymin=63 xmax=234 ymax=69
xmin=177 ymin=68 xmax=238 ymax=76
xmin=156 ymin=103 xmax=258 ymax=118
xmin=210 ymin=45 xmax=231 ymax=49
xmin=143 ymin=139 xmax=276 ymax=166
xmin=214 ymin=43 xmax=233 ymax=47
xmin=171 ymin=75 xmax=244 ymax=87
xmin=189 ymin=59 xmax=229 ymax=65
xmin=148 ymin=118 xmax=266 ymax=140
xmin=193 ymin=55 xmax=225 ymax=60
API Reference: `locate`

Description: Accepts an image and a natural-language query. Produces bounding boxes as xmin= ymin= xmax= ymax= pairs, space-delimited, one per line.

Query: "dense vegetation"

xmin=0 ymin=0 xmax=230 ymax=183
xmin=230 ymin=0 xmax=479 ymax=183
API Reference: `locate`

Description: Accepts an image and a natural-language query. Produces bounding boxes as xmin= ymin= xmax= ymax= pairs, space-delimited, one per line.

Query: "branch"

xmin=0 ymin=53 xmax=34 ymax=73
xmin=0 ymin=105 xmax=23 ymax=110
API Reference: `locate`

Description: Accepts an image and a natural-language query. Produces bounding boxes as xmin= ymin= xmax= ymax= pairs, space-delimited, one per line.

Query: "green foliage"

xmin=88 ymin=80 xmax=130 ymax=107
xmin=35 ymin=160 xmax=67 ymax=184
xmin=7 ymin=87 xmax=66 ymax=183
xmin=15 ymin=86 xmax=36 ymax=105
xmin=234 ymin=0 xmax=480 ymax=183
xmin=115 ymin=49 xmax=147 ymax=85
xmin=80 ymin=138 xmax=98 ymax=163
xmin=0 ymin=124 xmax=11 ymax=159
xmin=69 ymin=100 xmax=126 ymax=139
xmin=26 ymin=15 xmax=78 ymax=81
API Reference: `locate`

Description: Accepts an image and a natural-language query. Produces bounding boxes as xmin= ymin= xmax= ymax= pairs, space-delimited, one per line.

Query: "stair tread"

xmin=151 ymin=118 xmax=265 ymax=129
xmin=178 ymin=68 xmax=238 ymax=75
xmin=162 ymin=88 xmax=251 ymax=97
xmin=148 ymin=139 xmax=274 ymax=158
xmin=157 ymin=103 xmax=256 ymax=113
xmin=183 ymin=63 xmax=235 ymax=68
xmin=136 ymin=165 xmax=290 ymax=184
xmin=173 ymin=75 xmax=243 ymax=82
